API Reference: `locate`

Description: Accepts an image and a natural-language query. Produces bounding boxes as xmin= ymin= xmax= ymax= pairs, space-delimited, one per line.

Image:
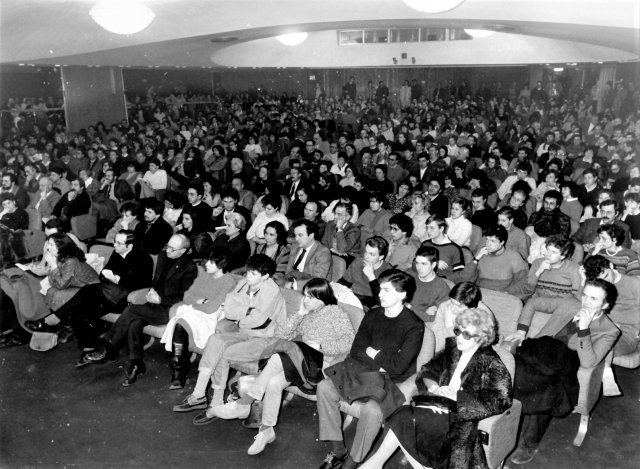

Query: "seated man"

xmin=506 ymin=278 xmax=620 ymax=465
xmin=177 ymin=182 xmax=213 ymax=233
xmin=356 ymin=192 xmax=392 ymax=249
xmin=133 ymin=198 xmax=174 ymax=255
xmin=0 ymin=193 xmax=28 ymax=230
xmin=84 ymin=234 xmax=197 ymax=386
xmin=173 ymin=255 xmax=286 ymax=423
xmin=316 ymin=269 xmax=425 ymax=469
xmin=475 ymin=224 xmax=529 ymax=299
xmin=284 ymin=219 xmax=332 ymax=290
xmin=527 ymin=190 xmax=572 ymax=238
xmin=420 ymin=216 xmax=465 ymax=279
xmin=52 ymin=178 xmax=91 ymax=223
xmin=497 ymin=206 xmax=531 ymax=261
xmin=410 ymin=246 xmax=451 ymax=322
xmin=321 ymin=202 xmax=362 ymax=268
xmin=338 ymin=236 xmax=392 ymax=310
xmin=469 ymin=188 xmax=497 ymax=233
xmin=583 ymin=255 xmax=640 ymax=397
xmin=386 ymin=213 xmax=420 ymax=271
xmin=33 ymin=176 xmax=61 ymax=224
xmin=525 ymin=234 xmax=582 ymax=301
xmin=211 ymin=188 xmax=252 ymax=229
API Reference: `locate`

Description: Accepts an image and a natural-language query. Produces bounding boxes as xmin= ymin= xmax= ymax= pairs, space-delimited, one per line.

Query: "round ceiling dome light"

xmin=90 ymin=0 xmax=155 ymax=35
xmin=402 ymin=0 xmax=466 ymax=13
xmin=276 ymin=32 xmax=309 ymax=46
xmin=464 ymin=29 xmax=496 ymax=38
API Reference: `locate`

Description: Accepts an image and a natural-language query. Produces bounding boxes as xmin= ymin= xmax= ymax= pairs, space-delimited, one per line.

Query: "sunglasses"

xmin=453 ymin=326 xmax=479 ymax=340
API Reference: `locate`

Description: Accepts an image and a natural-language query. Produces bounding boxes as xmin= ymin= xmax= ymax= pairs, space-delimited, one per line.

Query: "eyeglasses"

xmin=453 ymin=326 xmax=479 ymax=340
xmin=165 ymin=245 xmax=184 ymax=253
xmin=114 ymin=241 xmax=127 ymax=246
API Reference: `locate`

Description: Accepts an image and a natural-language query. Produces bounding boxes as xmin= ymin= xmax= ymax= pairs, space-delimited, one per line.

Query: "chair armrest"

xmin=478 ymin=399 xmax=522 ymax=469
xmin=574 ymin=361 xmax=605 ymax=415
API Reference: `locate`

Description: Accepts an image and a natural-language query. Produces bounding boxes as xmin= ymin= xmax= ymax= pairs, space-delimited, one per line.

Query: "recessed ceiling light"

xmin=402 ymin=0 xmax=465 ymax=13
xmin=90 ymin=0 xmax=155 ymax=35
xmin=276 ymin=33 xmax=309 ymax=46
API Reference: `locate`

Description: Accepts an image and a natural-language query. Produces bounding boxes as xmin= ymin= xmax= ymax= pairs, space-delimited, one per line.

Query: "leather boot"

xmin=241 ymin=400 xmax=263 ymax=429
xmin=169 ymin=342 xmax=189 ymax=390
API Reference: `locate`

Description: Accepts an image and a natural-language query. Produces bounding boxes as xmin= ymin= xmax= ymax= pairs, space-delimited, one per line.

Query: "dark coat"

xmin=99 ymin=247 xmax=153 ymax=304
xmin=416 ymin=339 xmax=513 ymax=469
xmin=151 ymin=252 xmax=198 ymax=309
xmin=133 ymin=216 xmax=173 ymax=255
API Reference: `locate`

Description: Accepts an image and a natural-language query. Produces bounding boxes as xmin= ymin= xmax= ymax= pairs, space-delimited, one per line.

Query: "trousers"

xmin=105 ymin=302 xmax=169 ymax=360
xmin=247 ymin=354 xmax=290 ymax=427
xmin=316 ymin=378 xmax=384 ymax=463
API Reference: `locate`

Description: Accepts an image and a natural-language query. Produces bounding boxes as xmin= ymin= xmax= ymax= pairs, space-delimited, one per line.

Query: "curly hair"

xmin=455 ymin=307 xmax=496 ymax=347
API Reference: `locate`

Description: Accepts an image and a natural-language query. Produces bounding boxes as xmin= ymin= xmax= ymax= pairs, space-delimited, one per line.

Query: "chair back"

xmin=70 ymin=214 xmax=97 ymax=240
xmin=25 ymin=208 xmax=42 ymax=231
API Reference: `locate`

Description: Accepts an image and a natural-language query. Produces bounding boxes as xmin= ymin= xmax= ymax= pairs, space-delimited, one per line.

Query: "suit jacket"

xmin=517 ymin=296 xmax=620 ymax=368
xmin=52 ymin=190 xmax=91 ymax=220
xmin=151 ymin=252 xmax=198 ymax=309
xmin=573 ymin=218 xmax=632 ymax=248
xmin=285 ymin=240 xmax=332 ymax=288
xmin=99 ymin=247 xmax=153 ymax=304
xmin=134 ymin=216 xmax=174 ymax=255
xmin=34 ymin=190 xmax=62 ymax=219
xmin=321 ymin=221 xmax=362 ymax=259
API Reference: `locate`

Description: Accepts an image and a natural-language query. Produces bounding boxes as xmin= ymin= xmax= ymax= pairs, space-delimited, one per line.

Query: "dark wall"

xmin=0 ymin=65 xmax=62 ymax=107
xmin=122 ymin=69 xmax=213 ymax=98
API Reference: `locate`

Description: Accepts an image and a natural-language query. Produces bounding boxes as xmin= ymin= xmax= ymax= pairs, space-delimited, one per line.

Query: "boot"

xmin=169 ymin=342 xmax=189 ymax=390
xmin=242 ymin=400 xmax=263 ymax=429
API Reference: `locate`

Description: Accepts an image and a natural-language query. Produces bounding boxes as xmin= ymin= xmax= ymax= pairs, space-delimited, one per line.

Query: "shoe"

xmin=207 ymin=401 xmax=251 ymax=420
xmin=85 ymin=346 xmax=118 ymax=364
xmin=169 ymin=355 xmax=189 ymax=390
xmin=319 ymin=452 xmax=348 ymax=469
xmin=510 ymin=446 xmax=539 ymax=465
xmin=25 ymin=318 xmax=59 ymax=333
xmin=75 ymin=350 xmax=95 ymax=369
xmin=121 ymin=361 xmax=146 ymax=387
xmin=173 ymin=394 xmax=207 ymax=412
xmin=242 ymin=401 xmax=263 ymax=429
xmin=193 ymin=407 xmax=220 ymax=426
xmin=57 ymin=325 xmax=75 ymax=344
xmin=0 ymin=332 xmax=30 ymax=348
xmin=248 ymin=427 xmax=276 ymax=455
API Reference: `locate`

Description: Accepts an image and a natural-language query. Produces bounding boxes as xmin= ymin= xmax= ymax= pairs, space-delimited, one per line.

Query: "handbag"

xmin=29 ymin=332 xmax=58 ymax=352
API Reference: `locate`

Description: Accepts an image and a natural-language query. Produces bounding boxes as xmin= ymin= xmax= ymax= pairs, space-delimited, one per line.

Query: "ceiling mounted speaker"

xmin=90 ymin=0 xmax=155 ymax=35
xmin=402 ymin=0 xmax=466 ymax=13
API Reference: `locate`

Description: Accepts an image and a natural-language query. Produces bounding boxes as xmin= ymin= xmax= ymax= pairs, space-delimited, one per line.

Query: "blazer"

xmin=285 ymin=240 xmax=332 ymax=288
xmin=134 ymin=216 xmax=173 ymax=255
xmin=321 ymin=221 xmax=362 ymax=259
xmin=151 ymin=252 xmax=198 ymax=309
xmin=34 ymin=190 xmax=62 ymax=220
xmin=99 ymin=247 xmax=153 ymax=304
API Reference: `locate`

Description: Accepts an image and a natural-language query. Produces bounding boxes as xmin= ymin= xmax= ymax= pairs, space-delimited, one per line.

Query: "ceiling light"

xmin=276 ymin=33 xmax=309 ymax=46
xmin=90 ymin=0 xmax=155 ymax=35
xmin=553 ymin=67 xmax=564 ymax=72
xmin=402 ymin=0 xmax=466 ymax=13
xmin=464 ymin=29 xmax=496 ymax=38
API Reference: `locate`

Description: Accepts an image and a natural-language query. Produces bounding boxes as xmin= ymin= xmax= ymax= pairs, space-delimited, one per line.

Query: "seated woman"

xmin=104 ymin=202 xmax=139 ymax=244
xmin=386 ymin=179 xmax=413 ymax=214
xmin=212 ymin=212 xmax=251 ymax=272
xmin=246 ymin=193 xmax=289 ymax=247
xmin=360 ymin=307 xmax=512 ymax=469
xmin=118 ymin=161 xmax=142 ymax=191
xmin=208 ymin=278 xmax=355 ymax=455
xmin=407 ymin=192 xmax=430 ymax=242
xmin=590 ymin=223 xmax=640 ymax=276
xmin=160 ymin=247 xmax=238 ymax=390
xmin=253 ymin=220 xmax=290 ymax=283
xmin=137 ymin=158 xmax=168 ymax=199
xmin=445 ymin=197 xmax=472 ymax=247
xmin=430 ymin=281 xmax=494 ymax=353
xmin=25 ymin=233 xmax=100 ymax=336
xmin=175 ymin=207 xmax=205 ymax=241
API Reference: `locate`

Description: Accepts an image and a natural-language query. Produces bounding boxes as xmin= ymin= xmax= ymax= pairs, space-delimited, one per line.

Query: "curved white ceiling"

xmin=1 ymin=0 xmax=638 ymax=67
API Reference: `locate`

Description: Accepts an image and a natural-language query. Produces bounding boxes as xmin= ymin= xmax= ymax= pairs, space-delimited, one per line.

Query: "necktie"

xmin=289 ymin=181 xmax=297 ymax=199
xmin=292 ymin=248 xmax=307 ymax=271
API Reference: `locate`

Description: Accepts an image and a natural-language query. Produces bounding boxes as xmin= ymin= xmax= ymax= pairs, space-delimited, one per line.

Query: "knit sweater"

xmin=445 ymin=216 xmax=472 ymax=247
xmin=527 ymin=258 xmax=582 ymax=301
xmin=410 ymin=274 xmax=451 ymax=322
xmin=477 ymin=250 xmax=529 ymax=298
xmin=610 ymin=274 xmax=640 ymax=332
xmin=181 ymin=270 xmax=238 ymax=315
xmin=594 ymin=248 xmax=640 ymax=277
xmin=275 ymin=304 xmax=355 ymax=361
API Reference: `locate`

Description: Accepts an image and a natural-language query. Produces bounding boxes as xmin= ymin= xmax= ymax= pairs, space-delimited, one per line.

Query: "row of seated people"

xmin=6 ymin=205 xmax=637 ymax=467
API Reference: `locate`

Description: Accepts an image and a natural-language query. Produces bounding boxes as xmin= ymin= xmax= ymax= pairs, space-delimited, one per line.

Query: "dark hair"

xmin=292 ymin=218 xmax=319 ymax=239
xmin=188 ymin=182 xmax=204 ymax=197
xmin=365 ymin=236 xmax=389 ymax=258
xmin=584 ymin=278 xmax=618 ymax=314
xmin=265 ymin=220 xmax=288 ymax=245
xmin=484 ymin=224 xmax=508 ymax=245
xmin=545 ymin=234 xmax=574 ymax=258
xmin=221 ymin=188 xmax=240 ymax=202
xmin=497 ymin=206 xmax=515 ymax=220
xmin=583 ymin=254 xmax=611 ymax=279
xmin=303 ymin=278 xmax=338 ymax=306
xmin=449 ymin=281 xmax=482 ymax=308
xmin=378 ymin=269 xmax=416 ymax=304
xmin=208 ymin=246 xmax=231 ymax=273
xmin=583 ymin=168 xmax=598 ymax=179
xmin=142 ymin=197 xmax=164 ymax=215
xmin=389 ymin=213 xmax=413 ymax=238
xmin=245 ymin=253 xmax=276 ymax=277
xmin=369 ymin=191 xmax=386 ymax=205
xmin=599 ymin=198 xmax=618 ymax=212
xmin=516 ymin=161 xmax=532 ymax=174
xmin=334 ymin=202 xmax=353 ymax=217
xmin=597 ymin=223 xmax=626 ymax=247
xmin=543 ymin=190 xmax=562 ymax=206
xmin=415 ymin=245 xmax=439 ymax=267
xmin=116 ymin=229 xmax=136 ymax=246
xmin=48 ymin=233 xmax=85 ymax=263
xmin=560 ymin=180 xmax=579 ymax=198
xmin=44 ymin=218 xmax=66 ymax=232
xmin=262 ymin=193 xmax=282 ymax=211
xmin=471 ymin=188 xmax=486 ymax=200
xmin=427 ymin=176 xmax=444 ymax=192
xmin=114 ymin=179 xmax=135 ymax=201
xmin=450 ymin=197 xmax=469 ymax=213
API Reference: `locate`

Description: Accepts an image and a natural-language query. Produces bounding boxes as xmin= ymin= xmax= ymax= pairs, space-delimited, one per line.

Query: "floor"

xmin=1 ymin=338 xmax=638 ymax=469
